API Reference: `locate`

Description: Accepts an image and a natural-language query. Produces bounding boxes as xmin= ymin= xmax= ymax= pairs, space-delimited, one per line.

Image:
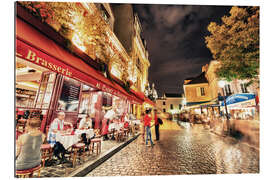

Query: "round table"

xmin=109 ymin=123 xmax=124 ymax=131
xmin=55 ymin=133 xmax=80 ymax=149
xmin=75 ymin=129 xmax=95 ymax=139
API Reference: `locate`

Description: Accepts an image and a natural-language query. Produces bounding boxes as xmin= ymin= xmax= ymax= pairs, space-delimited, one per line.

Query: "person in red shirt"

xmin=154 ymin=109 xmax=160 ymax=141
xmin=144 ymin=109 xmax=154 ymax=147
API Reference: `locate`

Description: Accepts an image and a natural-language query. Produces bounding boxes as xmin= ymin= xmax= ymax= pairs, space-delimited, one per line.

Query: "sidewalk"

xmin=39 ymin=133 xmax=140 ymax=177
xmin=209 ymin=119 xmax=259 ymax=151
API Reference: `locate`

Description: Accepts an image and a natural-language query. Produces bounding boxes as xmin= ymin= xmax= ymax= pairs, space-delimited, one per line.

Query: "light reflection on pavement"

xmin=87 ymin=119 xmax=259 ymax=176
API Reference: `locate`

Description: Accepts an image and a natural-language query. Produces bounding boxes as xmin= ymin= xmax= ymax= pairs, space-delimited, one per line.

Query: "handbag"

xmin=157 ymin=118 xmax=163 ymax=125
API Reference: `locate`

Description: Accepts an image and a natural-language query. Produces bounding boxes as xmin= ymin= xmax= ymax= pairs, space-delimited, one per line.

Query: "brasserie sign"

xmin=16 ymin=39 xmax=131 ymax=102
xmin=16 ymin=41 xmax=73 ymax=77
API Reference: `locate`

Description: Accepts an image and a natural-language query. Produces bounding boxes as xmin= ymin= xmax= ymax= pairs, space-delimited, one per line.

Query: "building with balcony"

xmin=183 ymin=69 xmax=212 ymax=114
xmin=112 ymin=5 xmax=150 ymax=93
xmin=112 ymin=4 xmax=153 ymax=118
xmin=205 ymin=60 xmax=259 ymax=119
xmin=15 ymin=2 xmax=154 ymax=134
xmin=183 ymin=59 xmax=259 ymax=119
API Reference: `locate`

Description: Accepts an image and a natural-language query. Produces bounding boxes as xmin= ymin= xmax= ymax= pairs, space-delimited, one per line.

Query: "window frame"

xmin=200 ymin=87 xmax=205 ymax=96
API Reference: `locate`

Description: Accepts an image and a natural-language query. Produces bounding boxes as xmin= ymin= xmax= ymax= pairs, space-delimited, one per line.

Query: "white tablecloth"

xmin=75 ymin=129 xmax=95 ymax=139
xmin=131 ymin=120 xmax=141 ymax=125
xmin=55 ymin=133 xmax=80 ymax=149
xmin=108 ymin=123 xmax=124 ymax=131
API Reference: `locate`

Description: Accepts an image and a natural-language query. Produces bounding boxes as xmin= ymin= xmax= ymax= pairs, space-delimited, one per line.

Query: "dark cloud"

xmin=133 ymin=4 xmax=231 ymax=95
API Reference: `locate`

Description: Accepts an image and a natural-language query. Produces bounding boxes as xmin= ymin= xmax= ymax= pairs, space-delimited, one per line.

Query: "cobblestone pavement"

xmin=39 ymin=134 xmax=138 ymax=177
xmin=87 ymin=120 xmax=259 ymax=176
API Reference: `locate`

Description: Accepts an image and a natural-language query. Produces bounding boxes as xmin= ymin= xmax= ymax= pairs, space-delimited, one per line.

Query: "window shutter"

xmin=196 ymin=87 xmax=201 ymax=96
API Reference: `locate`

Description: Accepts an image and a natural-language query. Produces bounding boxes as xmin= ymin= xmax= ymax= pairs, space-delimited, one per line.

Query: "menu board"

xmin=58 ymin=78 xmax=81 ymax=111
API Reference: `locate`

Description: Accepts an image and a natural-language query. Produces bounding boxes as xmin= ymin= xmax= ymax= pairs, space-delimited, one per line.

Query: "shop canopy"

xmin=16 ymin=18 xmax=140 ymax=104
xmin=186 ymin=101 xmax=211 ymax=107
xmin=221 ymin=93 xmax=256 ymax=106
xmin=130 ymin=89 xmax=155 ymax=107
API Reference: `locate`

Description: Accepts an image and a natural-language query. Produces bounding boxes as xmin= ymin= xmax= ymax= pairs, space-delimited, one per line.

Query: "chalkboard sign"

xmin=102 ymin=93 xmax=112 ymax=107
xmin=58 ymin=78 xmax=81 ymax=111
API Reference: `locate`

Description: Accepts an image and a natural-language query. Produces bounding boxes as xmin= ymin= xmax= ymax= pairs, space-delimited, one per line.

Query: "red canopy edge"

xmin=15 ymin=18 xmax=137 ymax=101
xmin=144 ymin=97 xmax=156 ymax=107
xmin=130 ymin=89 xmax=155 ymax=106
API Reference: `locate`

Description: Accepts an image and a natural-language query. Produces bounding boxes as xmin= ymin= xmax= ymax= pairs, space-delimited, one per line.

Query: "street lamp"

xmin=218 ymin=80 xmax=230 ymax=135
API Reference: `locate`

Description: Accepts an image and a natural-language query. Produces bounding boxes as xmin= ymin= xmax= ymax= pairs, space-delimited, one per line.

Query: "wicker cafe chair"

xmin=123 ymin=128 xmax=129 ymax=139
xmin=90 ymin=138 xmax=101 ymax=155
xmin=70 ymin=143 xmax=86 ymax=167
xmin=116 ymin=129 xmax=126 ymax=142
xmin=41 ymin=144 xmax=53 ymax=167
xmin=94 ymin=129 xmax=102 ymax=138
xmin=16 ymin=164 xmax=42 ymax=178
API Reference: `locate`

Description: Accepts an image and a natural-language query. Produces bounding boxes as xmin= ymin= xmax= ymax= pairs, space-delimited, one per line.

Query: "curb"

xmin=71 ymin=133 xmax=140 ymax=177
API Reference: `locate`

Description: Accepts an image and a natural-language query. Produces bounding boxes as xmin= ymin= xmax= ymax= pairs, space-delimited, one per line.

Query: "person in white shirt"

xmin=102 ymin=106 xmax=117 ymax=140
xmin=79 ymin=114 xmax=92 ymax=130
xmin=78 ymin=114 xmax=93 ymax=149
xmin=47 ymin=111 xmax=73 ymax=164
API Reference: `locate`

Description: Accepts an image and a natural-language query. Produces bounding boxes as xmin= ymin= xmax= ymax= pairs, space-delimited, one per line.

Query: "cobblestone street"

xmin=87 ymin=120 xmax=259 ymax=176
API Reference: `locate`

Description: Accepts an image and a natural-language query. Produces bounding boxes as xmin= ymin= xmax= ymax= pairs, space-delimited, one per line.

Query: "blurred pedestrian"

xmin=154 ymin=109 xmax=160 ymax=141
xmin=190 ymin=114 xmax=195 ymax=127
xmin=144 ymin=109 xmax=154 ymax=147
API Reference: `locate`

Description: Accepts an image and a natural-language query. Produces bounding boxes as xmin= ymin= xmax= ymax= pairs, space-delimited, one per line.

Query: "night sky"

xmin=133 ymin=4 xmax=232 ymax=96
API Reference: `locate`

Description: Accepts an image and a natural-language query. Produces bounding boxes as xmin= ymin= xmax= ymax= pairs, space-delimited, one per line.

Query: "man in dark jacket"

xmin=154 ymin=109 xmax=160 ymax=141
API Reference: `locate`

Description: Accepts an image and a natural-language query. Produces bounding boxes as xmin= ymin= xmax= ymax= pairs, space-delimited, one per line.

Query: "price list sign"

xmin=59 ymin=78 xmax=81 ymax=111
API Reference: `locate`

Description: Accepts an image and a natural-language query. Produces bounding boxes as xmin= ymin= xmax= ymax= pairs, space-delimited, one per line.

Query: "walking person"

xmin=154 ymin=109 xmax=160 ymax=141
xmin=144 ymin=109 xmax=154 ymax=147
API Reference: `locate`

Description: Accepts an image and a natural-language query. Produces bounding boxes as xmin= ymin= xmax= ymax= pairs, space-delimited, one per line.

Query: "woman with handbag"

xmin=144 ymin=109 xmax=154 ymax=147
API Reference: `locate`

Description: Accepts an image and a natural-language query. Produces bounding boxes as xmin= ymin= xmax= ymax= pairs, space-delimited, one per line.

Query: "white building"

xmin=156 ymin=93 xmax=184 ymax=120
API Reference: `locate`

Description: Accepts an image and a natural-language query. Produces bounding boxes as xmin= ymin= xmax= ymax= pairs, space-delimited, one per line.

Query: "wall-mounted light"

xmin=111 ymin=64 xmax=121 ymax=79
xmin=72 ymin=33 xmax=86 ymax=52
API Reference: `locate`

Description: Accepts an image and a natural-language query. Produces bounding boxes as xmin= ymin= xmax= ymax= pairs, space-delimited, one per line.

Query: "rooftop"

xmin=184 ymin=72 xmax=208 ymax=85
xmin=164 ymin=93 xmax=182 ymax=98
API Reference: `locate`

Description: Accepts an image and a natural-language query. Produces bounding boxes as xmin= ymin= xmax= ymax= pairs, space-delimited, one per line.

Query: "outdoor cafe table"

xmin=130 ymin=120 xmax=141 ymax=125
xmin=55 ymin=133 xmax=80 ymax=150
xmin=75 ymin=129 xmax=95 ymax=139
xmin=108 ymin=123 xmax=124 ymax=131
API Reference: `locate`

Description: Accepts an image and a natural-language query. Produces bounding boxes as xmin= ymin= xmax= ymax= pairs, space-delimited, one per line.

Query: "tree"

xmin=205 ymin=6 xmax=259 ymax=84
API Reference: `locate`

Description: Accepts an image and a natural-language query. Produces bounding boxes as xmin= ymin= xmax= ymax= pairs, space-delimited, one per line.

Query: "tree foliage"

xmin=205 ymin=6 xmax=259 ymax=82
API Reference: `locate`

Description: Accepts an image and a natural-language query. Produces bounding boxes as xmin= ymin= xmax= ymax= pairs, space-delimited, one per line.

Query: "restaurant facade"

xmin=15 ymin=3 xmax=152 ymax=135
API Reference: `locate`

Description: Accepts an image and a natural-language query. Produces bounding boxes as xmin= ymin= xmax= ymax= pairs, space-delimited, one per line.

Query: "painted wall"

xmin=205 ymin=61 xmax=219 ymax=100
xmin=112 ymin=4 xmax=134 ymax=54
xmin=206 ymin=60 xmax=258 ymax=98
xmin=156 ymin=97 xmax=183 ymax=114
xmin=184 ymin=83 xmax=211 ymax=103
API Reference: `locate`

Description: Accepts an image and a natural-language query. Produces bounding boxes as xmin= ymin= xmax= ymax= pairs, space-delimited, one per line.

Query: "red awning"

xmin=130 ymin=89 xmax=155 ymax=106
xmin=16 ymin=18 xmax=134 ymax=100
xmin=144 ymin=97 xmax=156 ymax=107
xmin=130 ymin=89 xmax=145 ymax=101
